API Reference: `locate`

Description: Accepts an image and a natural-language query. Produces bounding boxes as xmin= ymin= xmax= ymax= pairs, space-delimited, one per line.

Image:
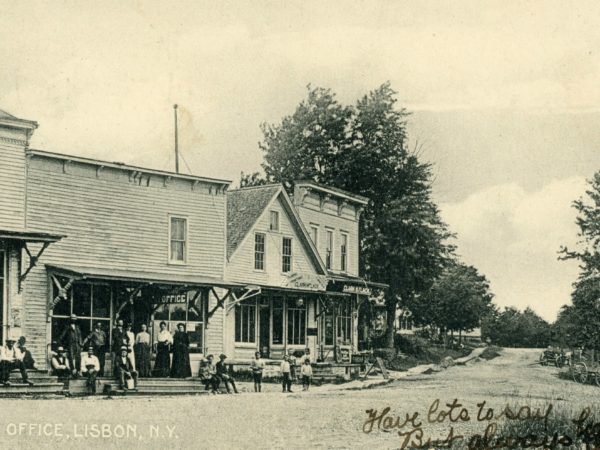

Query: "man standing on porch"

xmin=111 ymin=319 xmax=128 ymax=374
xmin=60 ymin=315 xmax=83 ymax=377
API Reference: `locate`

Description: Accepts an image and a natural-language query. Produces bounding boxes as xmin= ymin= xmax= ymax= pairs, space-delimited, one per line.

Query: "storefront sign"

xmin=159 ymin=293 xmax=188 ymax=304
xmin=342 ymin=285 xmax=372 ymax=296
xmin=283 ymin=273 xmax=328 ymax=291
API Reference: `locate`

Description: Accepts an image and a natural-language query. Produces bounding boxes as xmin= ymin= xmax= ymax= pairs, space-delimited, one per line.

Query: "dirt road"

xmin=0 ymin=348 xmax=596 ymax=449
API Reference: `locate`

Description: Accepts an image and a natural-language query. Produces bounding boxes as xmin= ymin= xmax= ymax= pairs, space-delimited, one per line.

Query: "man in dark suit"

xmin=59 ymin=314 xmax=83 ymax=377
xmin=111 ymin=319 xmax=128 ymax=375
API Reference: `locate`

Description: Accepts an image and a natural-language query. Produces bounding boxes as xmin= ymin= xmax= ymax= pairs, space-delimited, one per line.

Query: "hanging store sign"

xmin=159 ymin=293 xmax=188 ymax=304
xmin=282 ymin=273 xmax=328 ymax=291
xmin=342 ymin=285 xmax=372 ymax=296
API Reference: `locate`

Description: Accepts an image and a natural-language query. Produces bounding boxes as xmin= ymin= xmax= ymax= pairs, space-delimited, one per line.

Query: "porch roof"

xmin=257 ymin=285 xmax=351 ymax=298
xmin=0 ymin=229 xmax=64 ymax=243
xmin=46 ymin=264 xmax=243 ymax=289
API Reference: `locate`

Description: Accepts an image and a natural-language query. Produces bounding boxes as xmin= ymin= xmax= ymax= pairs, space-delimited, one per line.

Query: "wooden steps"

xmin=67 ymin=376 xmax=211 ymax=396
xmin=0 ymin=370 xmax=65 ymax=396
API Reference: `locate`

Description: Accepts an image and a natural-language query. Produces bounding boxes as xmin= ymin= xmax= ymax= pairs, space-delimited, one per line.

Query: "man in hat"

xmin=114 ymin=345 xmax=137 ymax=391
xmin=83 ymin=322 xmax=107 ymax=376
xmin=18 ymin=336 xmax=36 ymax=370
xmin=81 ymin=346 xmax=100 ymax=394
xmin=0 ymin=338 xmax=33 ymax=386
xmin=111 ymin=319 xmax=128 ymax=375
xmin=59 ymin=314 xmax=83 ymax=377
xmin=51 ymin=346 xmax=71 ymax=378
xmin=215 ymin=354 xmax=238 ymax=394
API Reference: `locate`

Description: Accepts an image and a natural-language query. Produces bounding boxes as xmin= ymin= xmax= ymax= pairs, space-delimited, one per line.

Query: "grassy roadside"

xmin=381 ymin=335 xmax=480 ymax=371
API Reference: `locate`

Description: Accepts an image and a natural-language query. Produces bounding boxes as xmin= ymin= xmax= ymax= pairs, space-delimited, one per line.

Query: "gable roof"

xmin=226 ymin=184 xmax=327 ymax=274
xmin=227 ymin=184 xmax=282 ymax=259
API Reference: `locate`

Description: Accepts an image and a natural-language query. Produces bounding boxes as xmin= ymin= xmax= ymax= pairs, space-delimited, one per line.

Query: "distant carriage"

xmin=539 ymin=348 xmax=567 ymax=368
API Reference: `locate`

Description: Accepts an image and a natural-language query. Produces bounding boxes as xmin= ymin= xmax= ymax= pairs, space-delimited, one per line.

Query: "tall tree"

xmin=257 ymin=83 xmax=454 ymax=347
xmin=559 ymin=172 xmax=600 ymax=349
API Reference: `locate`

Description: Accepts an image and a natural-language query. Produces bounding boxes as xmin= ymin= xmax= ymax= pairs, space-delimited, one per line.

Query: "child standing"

xmin=301 ymin=358 xmax=313 ymax=391
xmin=250 ymin=351 xmax=265 ymax=392
xmin=280 ymin=355 xmax=292 ymax=393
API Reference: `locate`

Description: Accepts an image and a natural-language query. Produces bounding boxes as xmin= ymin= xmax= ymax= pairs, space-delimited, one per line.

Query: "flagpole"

xmin=174 ymin=104 xmax=179 ymax=174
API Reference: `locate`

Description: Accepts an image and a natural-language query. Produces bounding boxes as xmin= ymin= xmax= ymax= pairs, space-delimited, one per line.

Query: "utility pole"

xmin=174 ymin=104 xmax=179 ymax=173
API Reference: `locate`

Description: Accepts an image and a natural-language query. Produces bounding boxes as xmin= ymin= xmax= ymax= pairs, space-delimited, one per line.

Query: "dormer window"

xmin=270 ymin=211 xmax=280 ymax=232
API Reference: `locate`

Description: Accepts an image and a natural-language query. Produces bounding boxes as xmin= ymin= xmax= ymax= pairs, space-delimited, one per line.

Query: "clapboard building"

xmin=0 ymin=109 xmax=240 ymax=372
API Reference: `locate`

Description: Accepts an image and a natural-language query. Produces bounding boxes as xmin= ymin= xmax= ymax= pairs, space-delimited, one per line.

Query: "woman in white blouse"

xmin=134 ymin=323 xmax=152 ymax=377
xmin=153 ymin=321 xmax=173 ymax=377
xmin=125 ymin=323 xmax=136 ymax=370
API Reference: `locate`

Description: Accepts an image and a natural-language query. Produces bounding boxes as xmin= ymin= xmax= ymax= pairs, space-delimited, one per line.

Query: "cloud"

xmin=440 ymin=177 xmax=587 ymax=321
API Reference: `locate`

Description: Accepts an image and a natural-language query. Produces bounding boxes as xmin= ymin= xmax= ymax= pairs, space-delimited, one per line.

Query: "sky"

xmin=2 ymin=0 xmax=600 ymax=321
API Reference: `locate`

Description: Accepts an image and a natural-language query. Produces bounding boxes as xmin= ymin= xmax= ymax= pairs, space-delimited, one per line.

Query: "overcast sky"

xmin=2 ymin=0 xmax=600 ymax=321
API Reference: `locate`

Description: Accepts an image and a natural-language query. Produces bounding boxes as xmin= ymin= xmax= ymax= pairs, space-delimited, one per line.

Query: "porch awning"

xmin=258 ymin=285 xmax=350 ymax=298
xmin=46 ymin=264 xmax=243 ymax=289
xmin=327 ymin=273 xmax=388 ymax=289
xmin=0 ymin=229 xmax=64 ymax=243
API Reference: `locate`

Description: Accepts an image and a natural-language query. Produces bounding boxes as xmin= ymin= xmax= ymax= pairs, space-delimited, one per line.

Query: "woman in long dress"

xmin=125 ymin=323 xmax=136 ymax=370
xmin=134 ymin=324 xmax=152 ymax=377
xmin=170 ymin=323 xmax=191 ymax=378
xmin=153 ymin=321 xmax=172 ymax=377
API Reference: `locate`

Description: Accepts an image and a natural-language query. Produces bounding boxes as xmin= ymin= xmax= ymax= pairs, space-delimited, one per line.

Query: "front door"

xmin=259 ymin=302 xmax=270 ymax=358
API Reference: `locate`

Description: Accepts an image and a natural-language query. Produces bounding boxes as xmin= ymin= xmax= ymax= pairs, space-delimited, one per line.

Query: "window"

xmin=235 ymin=299 xmax=256 ymax=343
xmin=310 ymin=225 xmax=318 ymax=246
xmin=272 ymin=297 xmax=284 ymax=345
xmin=340 ymin=233 xmax=348 ymax=272
xmin=254 ymin=233 xmax=265 ymax=270
xmin=270 ymin=210 xmax=280 ymax=232
xmin=51 ymin=282 xmax=112 ymax=351
xmin=325 ymin=230 xmax=334 ymax=270
xmin=282 ymin=237 xmax=292 ymax=273
xmin=287 ymin=299 xmax=306 ymax=345
xmin=169 ymin=216 xmax=187 ymax=263
xmin=400 ymin=316 xmax=413 ymax=331
xmin=152 ymin=293 xmax=204 ymax=352
xmin=336 ymin=299 xmax=353 ymax=345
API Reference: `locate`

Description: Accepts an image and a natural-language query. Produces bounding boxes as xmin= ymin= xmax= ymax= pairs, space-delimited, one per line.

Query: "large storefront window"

xmin=52 ymin=282 xmax=112 ymax=347
xmin=287 ymin=299 xmax=306 ymax=345
xmin=336 ymin=299 xmax=353 ymax=345
xmin=235 ymin=299 xmax=256 ymax=343
xmin=152 ymin=295 xmax=204 ymax=352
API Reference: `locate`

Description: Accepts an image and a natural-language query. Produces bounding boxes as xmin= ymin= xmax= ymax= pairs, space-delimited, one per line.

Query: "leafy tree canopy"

xmin=249 ymin=82 xmax=456 ymax=347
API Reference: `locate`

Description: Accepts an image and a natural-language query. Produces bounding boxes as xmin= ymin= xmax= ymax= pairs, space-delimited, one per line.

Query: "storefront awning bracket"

xmin=115 ymin=285 xmax=147 ymax=319
xmin=206 ymin=287 xmax=232 ymax=323
xmin=225 ymin=286 xmax=262 ymax=313
xmin=315 ymin=296 xmax=332 ymax=319
xmin=19 ymin=241 xmax=51 ymax=292
xmin=48 ymin=274 xmax=77 ymax=314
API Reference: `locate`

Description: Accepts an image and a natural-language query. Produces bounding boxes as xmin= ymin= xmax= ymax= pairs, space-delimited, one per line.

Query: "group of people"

xmin=53 ymin=315 xmax=194 ymax=393
xmin=0 ymin=337 xmax=36 ymax=386
xmin=198 ymin=350 xmax=314 ymax=395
